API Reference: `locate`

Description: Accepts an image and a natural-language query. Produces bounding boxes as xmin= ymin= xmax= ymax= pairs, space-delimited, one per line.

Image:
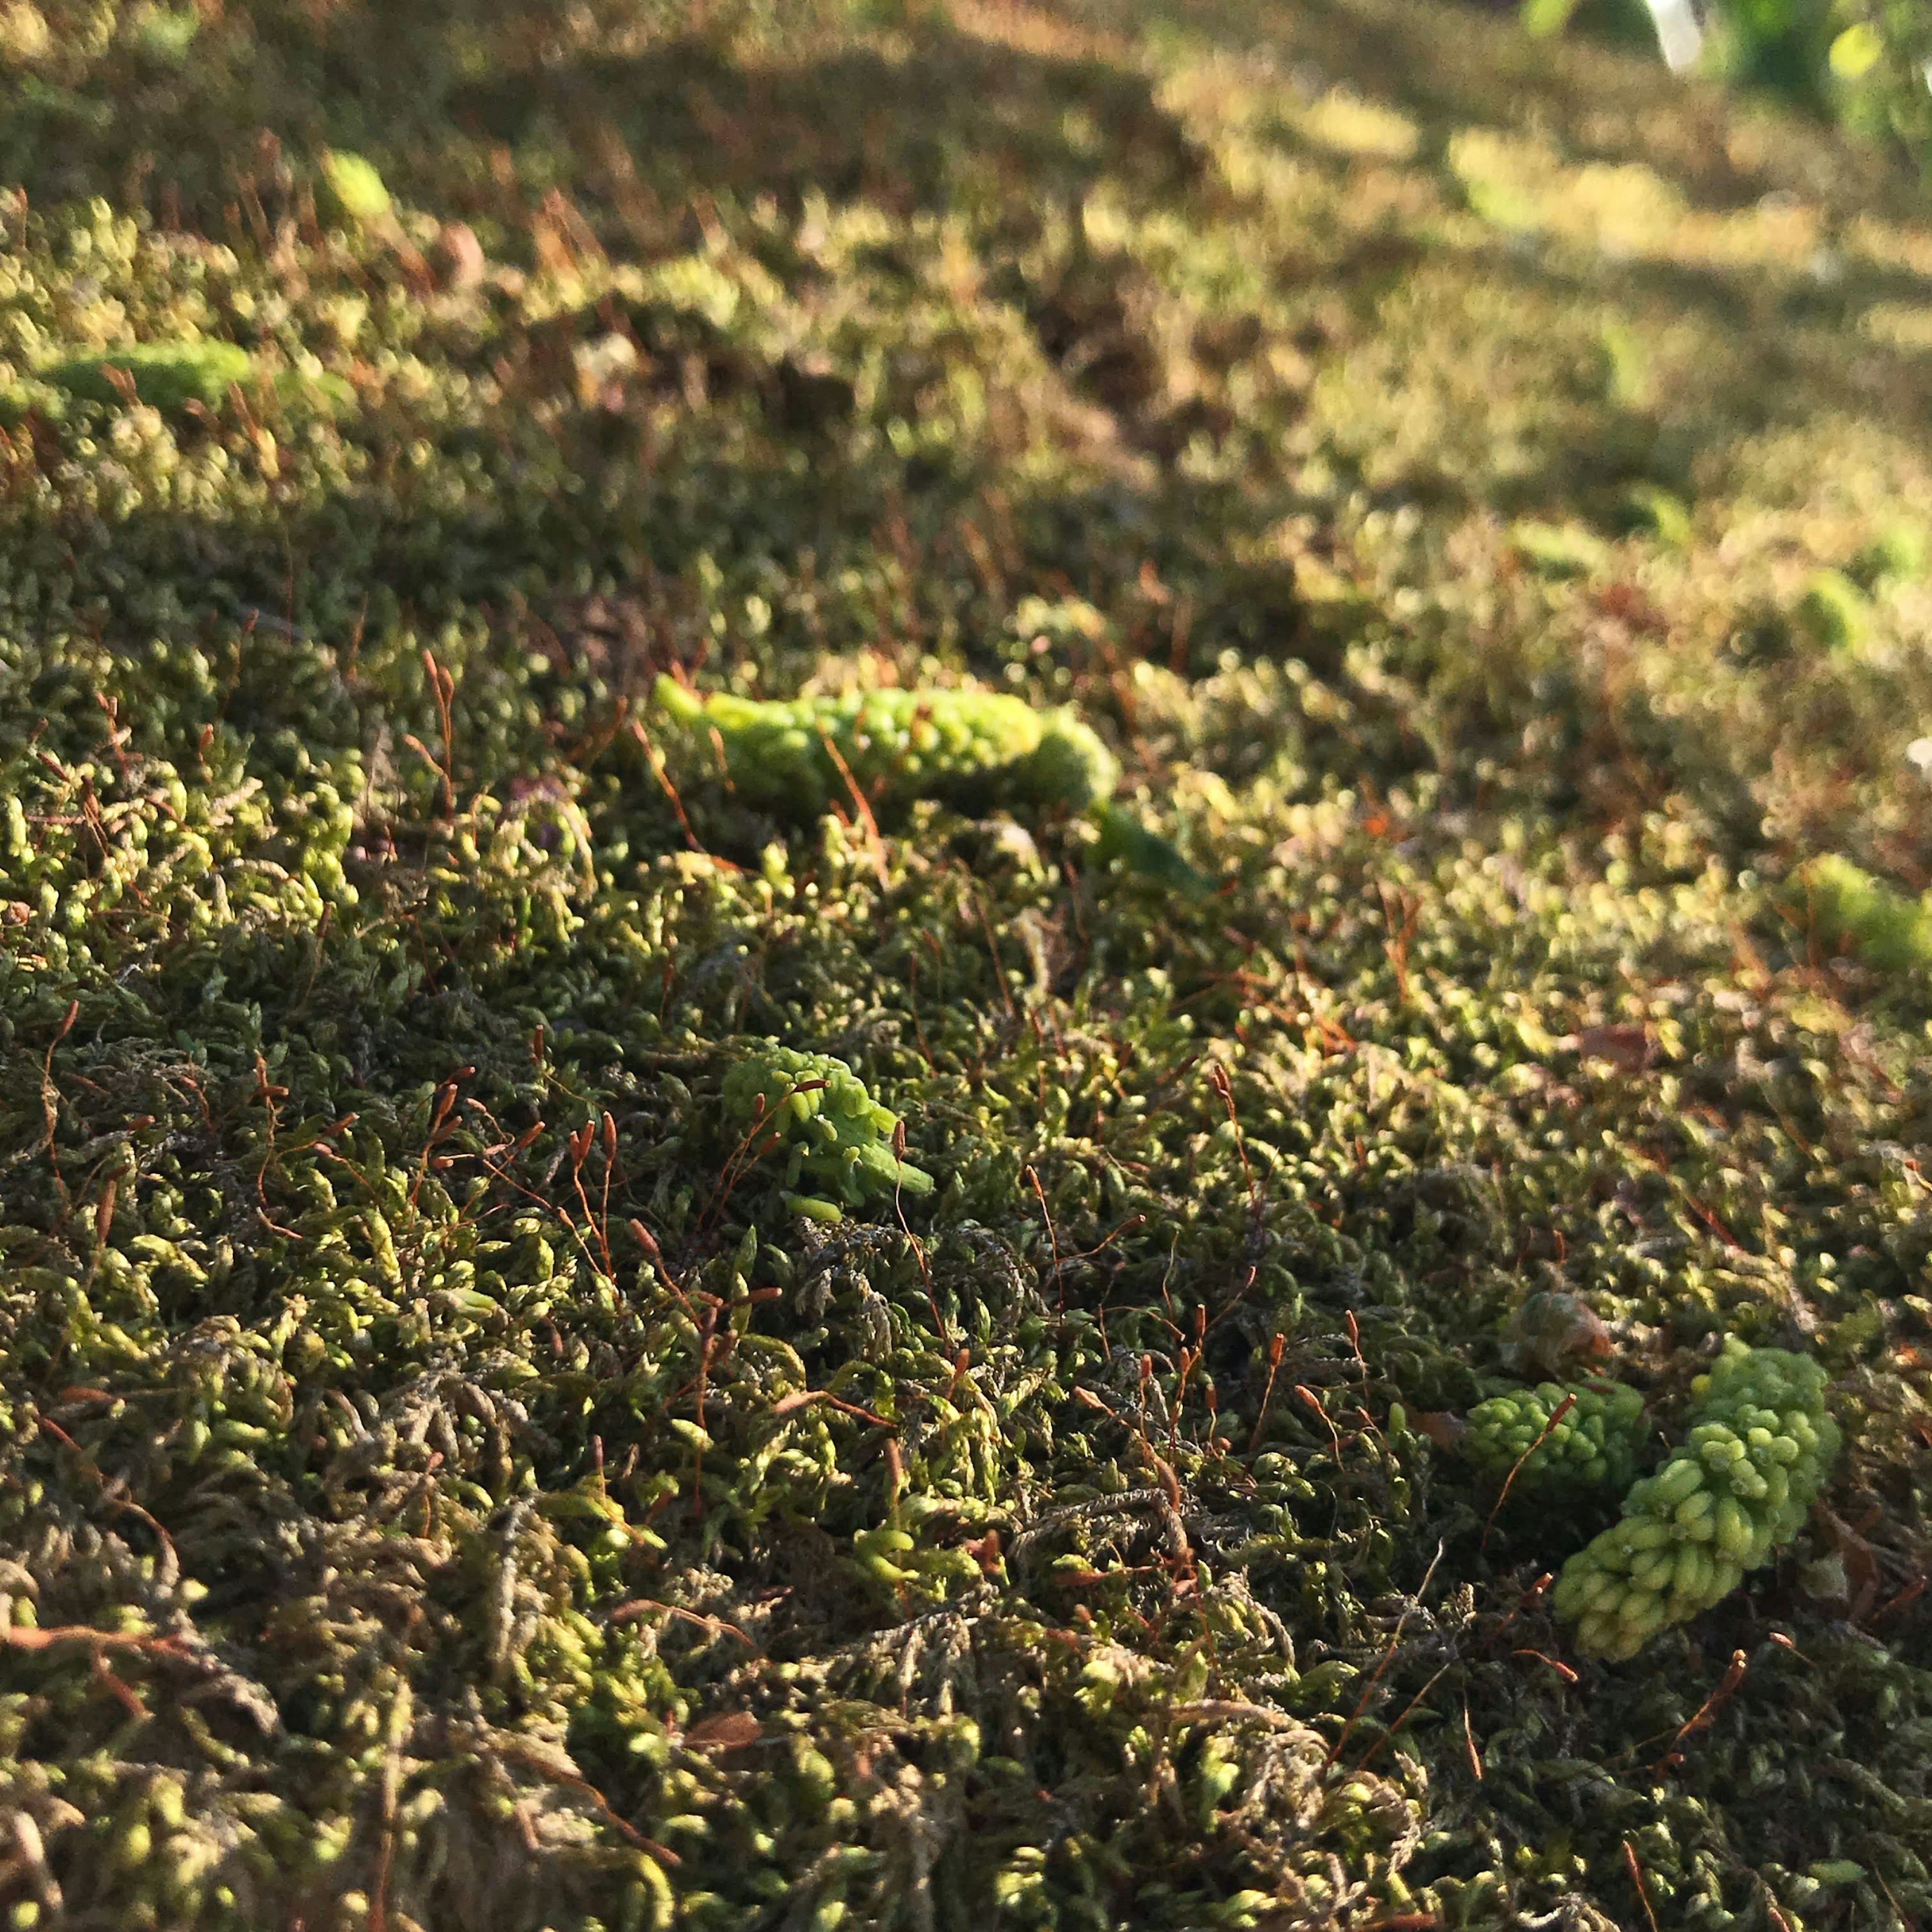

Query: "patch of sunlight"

xmin=1859 ymin=303 xmax=1932 ymax=353
xmin=1450 ymin=131 xmax=1685 ymax=255
xmin=1448 ymin=127 xmax=1825 ymax=274
xmin=1844 ymin=216 xmax=1932 ymax=282
xmin=1297 ymin=90 xmax=1420 ymax=162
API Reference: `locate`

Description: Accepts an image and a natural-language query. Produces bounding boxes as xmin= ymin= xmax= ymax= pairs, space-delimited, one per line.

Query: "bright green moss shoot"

xmin=1792 ymin=854 xmax=1932 ymax=974
xmin=655 ymin=674 xmax=1117 ymax=815
xmin=1465 ymin=1380 xmax=1647 ymax=1496
xmin=722 ymin=1042 xmax=934 ymax=1220
xmin=655 ymin=675 xmax=1209 ymax=894
xmin=40 ymin=340 xmax=254 ymax=412
xmin=1554 ymin=1341 xmax=1840 ymax=1660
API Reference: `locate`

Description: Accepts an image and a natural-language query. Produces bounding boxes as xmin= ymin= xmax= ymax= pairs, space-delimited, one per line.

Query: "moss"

xmin=317 ymin=148 xmax=392 ymax=226
xmin=32 ymin=339 xmax=254 ymax=412
xmin=1788 ymin=853 xmax=1932 ymax=971
xmin=1465 ymin=1379 xmax=1649 ymax=1495
xmin=1555 ymin=1342 xmax=1840 ymax=1657
xmin=1 ymin=1 xmax=1930 ymax=1927
xmin=721 ymin=1041 xmax=934 ymax=1215
xmin=1795 ymin=569 xmax=1873 ymax=654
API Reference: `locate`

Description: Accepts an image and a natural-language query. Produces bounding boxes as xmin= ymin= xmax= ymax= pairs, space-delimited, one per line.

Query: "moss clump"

xmin=1465 ymin=1379 xmax=1648 ymax=1495
xmin=318 ymin=148 xmax=392 ymax=225
xmin=1852 ymin=524 xmax=1928 ymax=589
xmin=1795 ymin=569 xmax=1872 ymax=653
xmin=655 ymin=674 xmax=1118 ymax=815
xmin=656 ymin=674 xmax=1206 ymax=891
xmin=1789 ymin=853 xmax=1932 ymax=972
xmin=36 ymin=339 xmax=253 ymax=412
xmin=1555 ymin=1342 xmax=1840 ymax=1659
xmin=722 ymin=1041 xmax=933 ymax=1218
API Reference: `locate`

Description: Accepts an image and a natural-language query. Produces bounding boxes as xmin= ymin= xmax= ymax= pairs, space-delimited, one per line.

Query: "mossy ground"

xmin=3 ymin=1 xmax=1932 ymax=1927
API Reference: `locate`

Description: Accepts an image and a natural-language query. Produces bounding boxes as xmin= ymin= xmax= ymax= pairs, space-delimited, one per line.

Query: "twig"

xmin=1623 ymin=1838 xmax=1661 ymax=1932
xmin=1651 ymin=1648 xmax=1747 ymax=1775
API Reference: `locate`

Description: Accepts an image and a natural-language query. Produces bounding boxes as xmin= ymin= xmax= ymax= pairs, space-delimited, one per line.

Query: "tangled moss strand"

xmin=1464 ymin=1380 xmax=1648 ymax=1496
xmin=1554 ymin=1342 xmax=1842 ymax=1659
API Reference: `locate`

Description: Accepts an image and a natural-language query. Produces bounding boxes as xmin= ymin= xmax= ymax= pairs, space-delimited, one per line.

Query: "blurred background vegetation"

xmin=1529 ymin=0 xmax=1932 ymax=172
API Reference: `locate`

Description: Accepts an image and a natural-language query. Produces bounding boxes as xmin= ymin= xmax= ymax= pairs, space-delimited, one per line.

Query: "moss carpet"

xmin=2 ymin=0 xmax=1931 ymax=1926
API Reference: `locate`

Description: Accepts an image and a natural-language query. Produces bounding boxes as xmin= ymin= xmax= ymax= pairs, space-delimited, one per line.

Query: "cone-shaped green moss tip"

xmin=1554 ymin=1342 xmax=1838 ymax=1658
xmin=1795 ymin=570 xmax=1871 ymax=654
xmin=652 ymin=673 xmax=707 ymax=729
xmin=724 ymin=1042 xmax=932 ymax=1208
xmin=1852 ymin=523 xmax=1927 ymax=590
xmin=320 ymin=149 xmax=393 ymax=225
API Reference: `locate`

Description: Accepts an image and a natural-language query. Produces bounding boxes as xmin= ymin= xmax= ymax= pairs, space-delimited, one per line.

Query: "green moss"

xmin=653 ymin=673 xmax=1119 ymax=816
xmin=1853 ymin=523 xmax=1928 ymax=589
xmin=1788 ymin=853 xmax=1932 ymax=971
xmin=1465 ymin=1379 xmax=1648 ymax=1494
xmin=1555 ymin=1342 xmax=1840 ymax=1657
xmin=33 ymin=339 xmax=254 ymax=412
xmin=0 ymin=1 xmax=1928 ymax=1927
xmin=1795 ymin=569 xmax=1873 ymax=653
xmin=318 ymin=148 xmax=393 ymax=225
xmin=721 ymin=1041 xmax=934 ymax=1213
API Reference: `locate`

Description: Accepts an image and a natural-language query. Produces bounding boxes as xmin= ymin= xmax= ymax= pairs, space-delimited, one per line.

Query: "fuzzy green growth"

xmin=1465 ymin=1380 xmax=1647 ymax=1495
xmin=1555 ymin=1341 xmax=1839 ymax=1660
xmin=319 ymin=148 xmax=393 ymax=225
xmin=723 ymin=1042 xmax=934 ymax=1216
xmin=1852 ymin=524 xmax=1927 ymax=589
xmin=655 ymin=674 xmax=1116 ymax=815
xmin=1795 ymin=570 xmax=1871 ymax=653
xmin=1789 ymin=854 xmax=1932 ymax=972
xmin=1620 ymin=484 xmax=1692 ymax=548
xmin=656 ymin=676 xmax=1207 ymax=892
xmin=38 ymin=339 xmax=253 ymax=412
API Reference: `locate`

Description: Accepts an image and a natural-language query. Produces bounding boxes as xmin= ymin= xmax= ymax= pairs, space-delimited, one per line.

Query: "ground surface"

xmin=3 ymin=1 xmax=1932 ymax=1927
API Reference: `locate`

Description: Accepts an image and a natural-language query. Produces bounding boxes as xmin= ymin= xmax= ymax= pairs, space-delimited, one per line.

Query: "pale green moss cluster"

xmin=1465 ymin=1380 xmax=1647 ymax=1495
xmin=722 ymin=1042 xmax=934 ymax=1218
xmin=1555 ymin=1342 xmax=1839 ymax=1659
xmin=37 ymin=340 xmax=254 ymax=413
xmin=655 ymin=674 xmax=1118 ymax=817
xmin=1791 ymin=855 xmax=1932 ymax=973
xmin=654 ymin=676 xmax=1206 ymax=892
